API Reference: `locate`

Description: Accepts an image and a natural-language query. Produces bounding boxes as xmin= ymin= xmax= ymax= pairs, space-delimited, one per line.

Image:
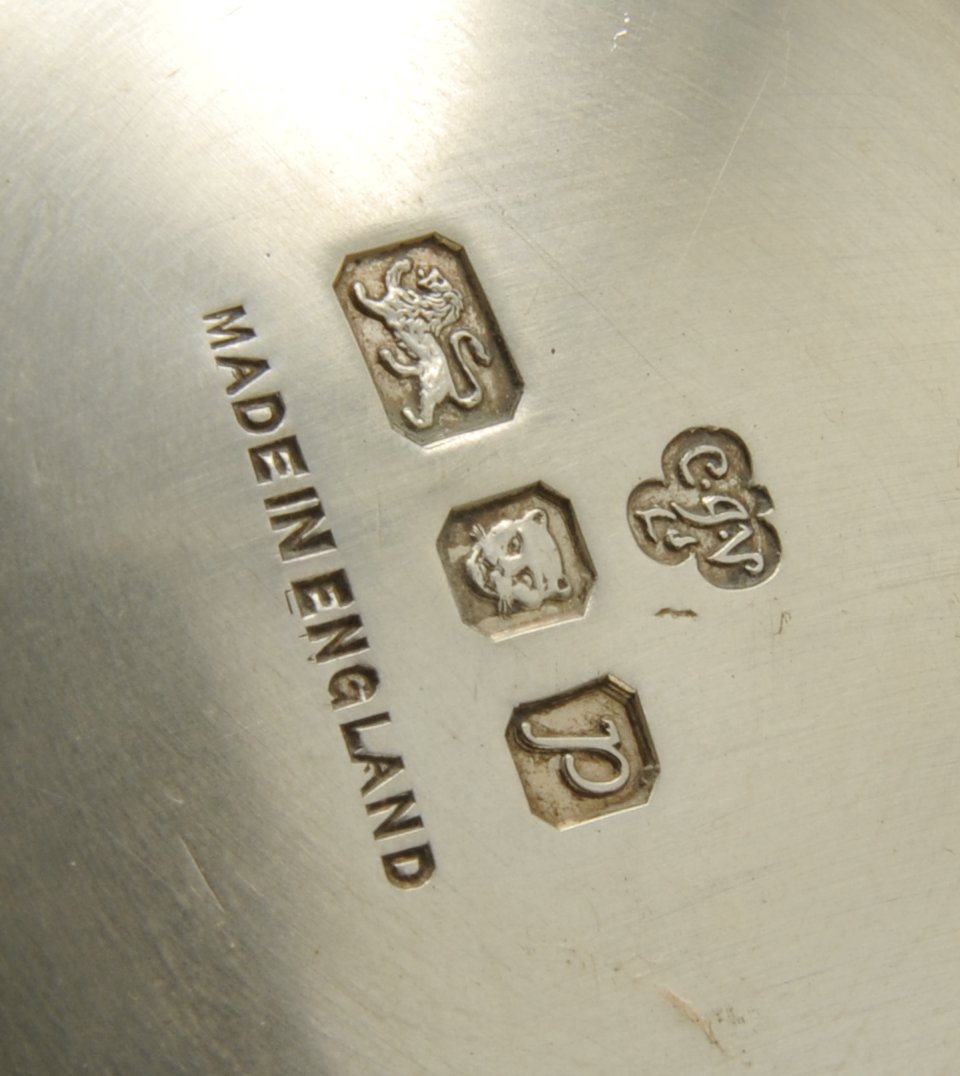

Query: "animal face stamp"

xmin=333 ymin=234 xmax=523 ymax=446
xmin=505 ymin=675 xmax=660 ymax=829
xmin=437 ymin=483 xmax=595 ymax=640
xmin=627 ymin=427 xmax=781 ymax=589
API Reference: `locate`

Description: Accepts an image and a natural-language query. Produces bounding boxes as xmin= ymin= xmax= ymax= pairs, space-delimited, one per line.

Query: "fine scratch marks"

xmin=23 ymin=782 xmax=188 ymax=905
xmin=781 ymin=30 xmax=792 ymax=89
xmin=660 ymin=987 xmax=729 ymax=1055
xmin=179 ymin=834 xmax=227 ymax=915
xmin=677 ymin=68 xmax=772 ymax=271
xmin=450 ymin=159 xmax=692 ymax=402
xmin=780 ymin=0 xmax=795 ymax=89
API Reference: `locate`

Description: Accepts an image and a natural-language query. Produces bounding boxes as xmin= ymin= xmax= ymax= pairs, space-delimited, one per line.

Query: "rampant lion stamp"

xmin=333 ymin=234 xmax=523 ymax=445
xmin=506 ymin=675 xmax=660 ymax=829
xmin=436 ymin=482 xmax=595 ymax=640
xmin=627 ymin=427 xmax=781 ymax=589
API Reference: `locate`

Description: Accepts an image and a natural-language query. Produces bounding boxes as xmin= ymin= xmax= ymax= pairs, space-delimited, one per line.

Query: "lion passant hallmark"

xmin=333 ymin=234 xmax=523 ymax=445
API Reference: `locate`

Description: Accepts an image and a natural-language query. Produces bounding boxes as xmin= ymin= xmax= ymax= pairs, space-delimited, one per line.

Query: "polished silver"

xmin=3 ymin=1 xmax=960 ymax=1073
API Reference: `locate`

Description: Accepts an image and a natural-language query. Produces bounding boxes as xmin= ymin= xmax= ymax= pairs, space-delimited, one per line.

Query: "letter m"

xmin=203 ymin=305 xmax=256 ymax=350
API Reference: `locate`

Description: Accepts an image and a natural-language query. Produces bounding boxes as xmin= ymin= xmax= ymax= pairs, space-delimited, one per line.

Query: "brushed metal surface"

xmin=3 ymin=2 xmax=959 ymax=1073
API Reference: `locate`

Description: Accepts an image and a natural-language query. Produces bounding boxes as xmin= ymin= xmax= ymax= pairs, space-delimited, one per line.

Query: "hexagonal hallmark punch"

xmin=436 ymin=482 xmax=596 ymax=640
xmin=333 ymin=233 xmax=523 ymax=446
xmin=506 ymin=675 xmax=660 ymax=829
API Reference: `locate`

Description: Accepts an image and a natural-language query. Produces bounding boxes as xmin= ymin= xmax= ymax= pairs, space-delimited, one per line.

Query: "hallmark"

xmin=627 ymin=427 xmax=781 ymax=589
xmin=506 ymin=675 xmax=660 ymax=829
xmin=437 ymin=483 xmax=595 ymax=640
xmin=333 ymin=233 xmax=523 ymax=445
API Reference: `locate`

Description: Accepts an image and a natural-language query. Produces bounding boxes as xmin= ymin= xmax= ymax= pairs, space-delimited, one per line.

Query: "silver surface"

xmin=3 ymin=1 xmax=959 ymax=1073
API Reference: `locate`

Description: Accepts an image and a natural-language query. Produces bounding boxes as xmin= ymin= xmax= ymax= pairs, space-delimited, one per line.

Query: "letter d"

xmin=231 ymin=392 xmax=286 ymax=433
xmin=381 ymin=844 xmax=435 ymax=890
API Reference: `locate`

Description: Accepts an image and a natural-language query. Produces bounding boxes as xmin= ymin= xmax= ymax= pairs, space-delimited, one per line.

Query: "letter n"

xmin=366 ymin=792 xmax=423 ymax=839
xmin=306 ymin=615 xmax=368 ymax=663
xmin=264 ymin=487 xmax=336 ymax=561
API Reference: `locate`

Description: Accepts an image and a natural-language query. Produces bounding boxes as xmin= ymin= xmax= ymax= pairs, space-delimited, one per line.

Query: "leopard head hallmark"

xmin=437 ymin=483 xmax=596 ymax=640
xmin=333 ymin=234 xmax=523 ymax=446
xmin=465 ymin=508 xmax=573 ymax=615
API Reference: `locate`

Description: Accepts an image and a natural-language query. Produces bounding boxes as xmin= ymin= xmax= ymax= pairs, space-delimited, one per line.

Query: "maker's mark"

xmin=627 ymin=426 xmax=781 ymax=589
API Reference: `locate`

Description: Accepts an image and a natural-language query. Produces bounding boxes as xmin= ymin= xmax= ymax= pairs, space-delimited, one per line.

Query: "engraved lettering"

xmin=506 ymin=675 xmax=660 ymax=830
xmin=265 ymin=487 xmax=336 ymax=561
xmin=306 ymin=614 xmax=369 ymax=663
xmin=203 ymin=305 xmax=257 ymax=349
xmin=636 ymin=506 xmax=678 ymax=542
xmin=365 ymin=791 xmax=423 ymax=840
xmin=340 ymin=711 xmax=390 ymax=747
xmin=381 ymin=844 xmax=436 ymax=890
xmin=340 ymin=714 xmax=405 ymax=796
xmin=360 ymin=755 xmax=406 ymax=796
xmin=231 ymin=392 xmax=286 ymax=434
xmin=292 ymin=569 xmax=353 ymax=615
xmin=215 ymin=354 xmax=270 ymax=396
xmin=328 ymin=665 xmax=380 ymax=710
xmin=627 ymin=427 xmax=781 ymax=589
xmin=707 ymin=523 xmax=765 ymax=574
xmin=665 ymin=528 xmax=697 ymax=550
xmin=249 ymin=435 xmax=308 ymax=483
xmin=669 ymin=495 xmax=749 ymax=527
xmin=679 ymin=444 xmax=729 ymax=487
xmin=517 ymin=717 xmax=631 ymax=796
xmin=200 ymin=304 xmax=436 ymax=889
